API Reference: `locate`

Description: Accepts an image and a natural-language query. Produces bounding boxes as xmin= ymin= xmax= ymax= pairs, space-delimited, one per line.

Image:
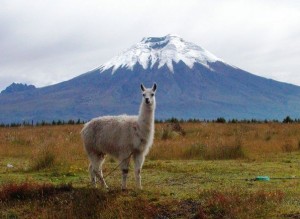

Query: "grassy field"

xmin=0 ymin=122 xmax=300 ymax=218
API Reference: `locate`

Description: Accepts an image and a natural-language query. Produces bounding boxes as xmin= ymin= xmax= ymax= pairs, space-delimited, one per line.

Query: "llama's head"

xmin=140 ymin=83 xmax=157 ymax=106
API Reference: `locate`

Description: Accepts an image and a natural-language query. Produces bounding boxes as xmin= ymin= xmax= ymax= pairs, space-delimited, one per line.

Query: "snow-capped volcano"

xmin=100 ymin=34 xmax=223 ymax=73
xmin=2 ymin=34 xmax=300 ymax=124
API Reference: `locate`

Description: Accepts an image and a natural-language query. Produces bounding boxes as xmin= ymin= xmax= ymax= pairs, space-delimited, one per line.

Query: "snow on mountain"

xmin=100 ymin=34 xmax=224 ymax=73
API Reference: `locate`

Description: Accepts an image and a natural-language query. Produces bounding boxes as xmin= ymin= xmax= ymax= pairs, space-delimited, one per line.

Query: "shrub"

xmin=216 ymin=117 xmax=226 ymax=123
xmin=161 ymin=128 xmax=176 ymax=140
xmin=283 ymin=116 xmax=293 ymax=123
xmin=204 ymin=144 xmax=246 ymax=160
xmin=281 ymin=143 xmax=294 ymax=153
xmin=183 ymin=143 xmax=207 ymax=159
xmin=31 ymin=146 xmax=56 ymax=171
xmin=205 ymin=133 xmax=246 ymax=160
xmin=161 ymin=121 xmax=186 ymax=140
xmin=169 ymin=122 xmax=186 ymax=136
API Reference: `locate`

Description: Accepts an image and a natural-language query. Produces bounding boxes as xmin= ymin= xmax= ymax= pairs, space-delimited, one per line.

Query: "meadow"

xmin=0 ymin=122 xmax=300 ymax=218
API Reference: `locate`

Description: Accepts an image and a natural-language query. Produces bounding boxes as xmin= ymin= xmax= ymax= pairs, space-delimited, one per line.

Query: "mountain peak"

xmin=141 ymin=34 xmax=181 ymax=45
xmin=100 ymin=34 xmax=224 ymax=73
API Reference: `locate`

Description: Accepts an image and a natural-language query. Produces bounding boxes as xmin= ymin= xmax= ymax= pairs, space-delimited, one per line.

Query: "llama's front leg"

xmin=133 ymin=153 xmax=145 ymax=190
xmin=120 ymin=156 xmax=131 ymax=191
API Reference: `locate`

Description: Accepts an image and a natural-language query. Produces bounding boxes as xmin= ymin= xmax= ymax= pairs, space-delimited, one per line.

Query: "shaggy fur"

xmin=81 ymin=83 xmax=157 ymax=190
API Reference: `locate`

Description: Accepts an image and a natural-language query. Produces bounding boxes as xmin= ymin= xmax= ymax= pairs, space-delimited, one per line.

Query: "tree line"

xmin=157 ymin=116 xmax=299 ymax=124
xmin=0 ymin=119 xmax=85 ymax=127
xmin=0 ymin=116 xmax=298 ymax=128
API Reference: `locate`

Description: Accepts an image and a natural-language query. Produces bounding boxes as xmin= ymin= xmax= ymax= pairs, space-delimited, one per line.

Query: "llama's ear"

xmin=141 ymin=84 xmax=146 ymax=92
xmin=152 ymin=83 xmax=157 ymax=92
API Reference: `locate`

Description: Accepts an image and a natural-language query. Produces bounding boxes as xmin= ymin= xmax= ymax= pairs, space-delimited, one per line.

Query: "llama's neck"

xmin=137 ymin=100 xmax=155 ymax=131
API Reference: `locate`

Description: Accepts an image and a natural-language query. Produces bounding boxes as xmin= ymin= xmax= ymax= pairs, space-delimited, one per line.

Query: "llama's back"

xmin=81 ymin=115 xmax=138 ymax=156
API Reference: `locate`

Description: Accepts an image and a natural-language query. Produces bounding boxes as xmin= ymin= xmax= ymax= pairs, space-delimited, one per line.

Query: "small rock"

xmin=7 ymin=164 xmax=14 ymax=168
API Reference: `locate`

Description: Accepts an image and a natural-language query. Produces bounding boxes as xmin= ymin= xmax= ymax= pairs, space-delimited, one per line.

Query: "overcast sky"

xmin=0 ymin=0 xmax=300 ymax=91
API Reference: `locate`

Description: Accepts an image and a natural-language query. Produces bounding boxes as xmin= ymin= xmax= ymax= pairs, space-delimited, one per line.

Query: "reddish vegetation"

xmin=0 ymin=182 xmax=72 ymax=201
xmin=195 ymin=190 xmax=284 ymax=219
xmin=2 ymin=182 xmax=283 ymax=218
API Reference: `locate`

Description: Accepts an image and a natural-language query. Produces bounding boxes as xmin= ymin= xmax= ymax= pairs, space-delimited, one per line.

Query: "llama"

xmin=81 ymin=83 xmax=157 ymax=190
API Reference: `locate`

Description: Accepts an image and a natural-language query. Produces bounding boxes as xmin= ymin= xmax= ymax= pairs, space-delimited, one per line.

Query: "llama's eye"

xmin=143 ymin=94 xmax=145 ymax=97
xmin=151 ymin=93 xmax=154 ymax=97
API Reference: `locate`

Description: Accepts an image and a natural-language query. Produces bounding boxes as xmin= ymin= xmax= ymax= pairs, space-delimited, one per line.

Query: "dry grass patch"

xmin=150 ymin=123 xmax=300 ymax=160
xmin=195 ymin=189 xmax=284 ymax=219
xmin=2 ymin=123 xmax=300 ymax=163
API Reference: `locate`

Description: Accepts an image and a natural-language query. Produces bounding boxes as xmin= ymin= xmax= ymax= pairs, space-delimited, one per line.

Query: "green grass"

xmin=1 ymin=153 xmax=300 ymax=218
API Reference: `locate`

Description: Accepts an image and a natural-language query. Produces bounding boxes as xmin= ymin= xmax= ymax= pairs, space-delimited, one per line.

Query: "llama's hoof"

xmin=104 ymin=187 xmax=110 ymax=192
xmin=136 ymin=184 xmax=143 ymax=190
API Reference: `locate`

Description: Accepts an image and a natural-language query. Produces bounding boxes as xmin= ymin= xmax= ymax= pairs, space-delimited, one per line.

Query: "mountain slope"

xmin=1 ymin=35 xmax=300 ymax=123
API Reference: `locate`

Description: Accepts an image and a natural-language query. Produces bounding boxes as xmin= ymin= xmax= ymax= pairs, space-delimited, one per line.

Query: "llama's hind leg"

xmin=89 ymin=153 xmax=108 ymax=189
xmin=133 ymin=153 xmax=145 ymax=190
xmin=88 ymin=163 xmax=97 ymax=186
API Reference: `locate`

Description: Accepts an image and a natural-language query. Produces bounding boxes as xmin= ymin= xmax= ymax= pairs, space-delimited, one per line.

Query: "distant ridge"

xmin=1 ymin=83 xmax=36 ymax=94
